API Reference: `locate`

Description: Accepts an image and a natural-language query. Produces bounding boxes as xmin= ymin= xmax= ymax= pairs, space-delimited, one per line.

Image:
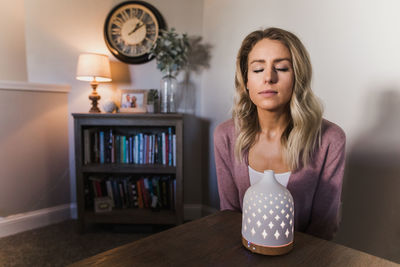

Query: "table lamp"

xmin=242 ymin=170 xmax=294 ymax=255
xmin=76 ymin=53 xmax=112 ymax=113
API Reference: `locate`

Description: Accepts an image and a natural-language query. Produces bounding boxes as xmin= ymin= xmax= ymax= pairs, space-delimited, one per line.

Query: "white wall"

xmin=201 ymin=0 xmax=400 ymax=262
xmin=0 ymin=84 xmax=70 ymax=217
xmin=0 ymin=0 xmax=27 ymax=81
xmin=23 ymin=0 xmax=205 ymax=212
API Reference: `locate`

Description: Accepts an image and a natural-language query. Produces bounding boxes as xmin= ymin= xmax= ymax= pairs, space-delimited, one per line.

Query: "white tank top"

xmin=248 ymin=165 xmax=291 ymax=187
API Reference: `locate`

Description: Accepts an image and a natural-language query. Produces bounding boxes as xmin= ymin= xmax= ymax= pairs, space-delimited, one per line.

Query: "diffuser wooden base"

xmin=242 ymin=236 xmax=293 ymax=255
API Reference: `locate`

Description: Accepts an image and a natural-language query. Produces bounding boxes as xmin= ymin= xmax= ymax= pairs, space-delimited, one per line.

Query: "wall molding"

xmin=0 ymin=203 xmax=219 ymax=238
xmin=0 ymin=80 xmax=70 ymax=93
xmin=0 ymin=204 xmax=72 ymax=238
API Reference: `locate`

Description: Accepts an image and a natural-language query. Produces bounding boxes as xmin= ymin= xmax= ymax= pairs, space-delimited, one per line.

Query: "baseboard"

xmin=0 ymin=204 xmax=72 ymax=238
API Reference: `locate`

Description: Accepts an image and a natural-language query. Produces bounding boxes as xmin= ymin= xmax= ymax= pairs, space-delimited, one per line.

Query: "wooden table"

xmin=69 ymin=211 xmax=398 ymax=266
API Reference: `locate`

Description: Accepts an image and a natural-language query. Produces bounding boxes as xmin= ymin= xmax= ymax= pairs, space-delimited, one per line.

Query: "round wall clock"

xmin=104 ymin=1 xmax=166 ymax=64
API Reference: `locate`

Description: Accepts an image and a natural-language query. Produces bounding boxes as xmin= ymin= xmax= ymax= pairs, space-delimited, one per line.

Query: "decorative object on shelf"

xmin=104 ymin=1 xmax=166 ymax=64
xmin=119 ymin=89 xmax=147 ymax=113
xmin=102 ymin=100 xmax=118 ymax=113
xmin=149 ymin=28 xmax=190 ymax=113
xmin=76 ymin=53 xmax=112 ymax=113
xmin=94 ymin=197 xmax=113 ymax=213
xmin=147 ymin=89 xmax=159 ymax=113
xmin=242 ymin=170 xmax=294 ymax=256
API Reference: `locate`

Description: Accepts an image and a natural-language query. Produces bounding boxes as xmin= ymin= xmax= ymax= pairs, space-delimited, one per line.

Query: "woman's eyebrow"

xmin=274 ymin=58 xmax=292 ymax=63
xmin=249 ymin=58 xmax=291 ymax=65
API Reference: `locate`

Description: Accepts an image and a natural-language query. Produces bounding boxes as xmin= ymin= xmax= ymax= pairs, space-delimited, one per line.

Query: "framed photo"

xmin=119 ymin=89 xmax=147 ymax=113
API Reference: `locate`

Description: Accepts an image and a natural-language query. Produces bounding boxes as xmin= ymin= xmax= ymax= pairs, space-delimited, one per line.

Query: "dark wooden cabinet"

xmin=72 ymin=113 xmax=183 ymax=231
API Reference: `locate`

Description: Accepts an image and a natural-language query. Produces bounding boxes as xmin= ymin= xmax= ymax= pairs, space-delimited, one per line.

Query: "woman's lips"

xmin=258 ymin=90 xmax=278 ymax=97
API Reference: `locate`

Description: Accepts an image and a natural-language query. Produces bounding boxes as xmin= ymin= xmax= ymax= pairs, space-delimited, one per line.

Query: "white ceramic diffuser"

xmin=242 ymin=170 xmax=294 ymax=255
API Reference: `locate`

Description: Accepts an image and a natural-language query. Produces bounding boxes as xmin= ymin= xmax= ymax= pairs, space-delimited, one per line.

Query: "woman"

xmin=214 ymin=27 xmax=346 ymax=240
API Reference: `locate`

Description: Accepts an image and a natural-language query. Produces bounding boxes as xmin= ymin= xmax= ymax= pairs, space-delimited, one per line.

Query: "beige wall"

xmin=201 ymin=0 xmax=400 ymax=263
xmin=0 ymin=0 xmax=27 ymax=81
xmin=0 ymin=86 xmax=69 ymax=217
xmin=23 ymin=0 xmax=205 ymax=212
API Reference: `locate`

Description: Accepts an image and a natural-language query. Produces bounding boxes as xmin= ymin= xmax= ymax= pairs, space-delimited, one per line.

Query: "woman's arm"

xmin=214 ymin=124 xmax=241 ymax=211
xmin=306 ymin=131 xmax=346 ymax=240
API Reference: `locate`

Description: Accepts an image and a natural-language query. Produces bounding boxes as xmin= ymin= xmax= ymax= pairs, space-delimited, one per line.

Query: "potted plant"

xmin=147 ymin=89 xmax=159 ymax=113
xmin=149 ymin=28 xmax=190 ymax=113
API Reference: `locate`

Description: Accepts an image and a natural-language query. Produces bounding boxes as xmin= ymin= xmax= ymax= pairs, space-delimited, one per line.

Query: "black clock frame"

xmin=104 ymin=1 xmax=166 ymax=64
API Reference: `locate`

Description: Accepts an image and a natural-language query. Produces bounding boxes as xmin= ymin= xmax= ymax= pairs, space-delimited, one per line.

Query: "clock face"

xmin=104 ymin=1 xmax=165 ymax=64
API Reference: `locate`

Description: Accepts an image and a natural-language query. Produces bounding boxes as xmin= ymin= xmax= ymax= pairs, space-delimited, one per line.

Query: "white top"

xmin=248 ymin=166 xmax=291 ymax=187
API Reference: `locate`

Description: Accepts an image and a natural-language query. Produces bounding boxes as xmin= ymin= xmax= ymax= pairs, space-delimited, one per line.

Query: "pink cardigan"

xmin=214 ymin=119 xmax=346 ymax=240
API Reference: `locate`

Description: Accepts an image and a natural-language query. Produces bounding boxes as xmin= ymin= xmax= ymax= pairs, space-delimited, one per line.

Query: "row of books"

xmin=83 ymin=128 xmax=176 ymax=166
xmin=85 ymin=175 xmax=176 ymax=211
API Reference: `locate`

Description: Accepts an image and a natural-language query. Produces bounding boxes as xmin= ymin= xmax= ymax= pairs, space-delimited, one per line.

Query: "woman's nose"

xmin=265 ymin=67 xmax=277 ymax=84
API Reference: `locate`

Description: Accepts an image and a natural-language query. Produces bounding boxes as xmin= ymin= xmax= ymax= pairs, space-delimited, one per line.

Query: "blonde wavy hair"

xmin=233 ymin=27 xmax=323 ymax=170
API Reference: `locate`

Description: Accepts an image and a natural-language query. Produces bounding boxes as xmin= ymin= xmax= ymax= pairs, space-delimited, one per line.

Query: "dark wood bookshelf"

xmin=73 ymin=113 xmax=184 ymax=232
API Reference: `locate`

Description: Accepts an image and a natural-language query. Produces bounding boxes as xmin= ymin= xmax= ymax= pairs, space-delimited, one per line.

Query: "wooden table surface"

xmin=69 ymin=210 xmax=398 ymax=266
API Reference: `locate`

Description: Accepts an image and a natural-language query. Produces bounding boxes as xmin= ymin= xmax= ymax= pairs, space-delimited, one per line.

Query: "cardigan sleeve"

xmin=305 ymin=130 xmax=346 ymax=240
xmin=213 ymin=124 xmax=241 ymax=211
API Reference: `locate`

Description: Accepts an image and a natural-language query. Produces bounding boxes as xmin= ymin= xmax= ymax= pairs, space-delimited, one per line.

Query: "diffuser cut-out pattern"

xmin=242 ymin=190 xmax=294 ymax=247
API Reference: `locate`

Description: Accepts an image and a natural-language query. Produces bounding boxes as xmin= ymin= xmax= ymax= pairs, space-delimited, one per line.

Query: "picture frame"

xmin=119 ymin=89 xmax=148 ymax=113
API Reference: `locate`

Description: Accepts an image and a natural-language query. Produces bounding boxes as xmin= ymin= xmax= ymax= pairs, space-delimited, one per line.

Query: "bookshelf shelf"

xmin=73 ymin=113 xmax=184 ymax=232
xmin=81 ymin=164 xmax=176 ymax=174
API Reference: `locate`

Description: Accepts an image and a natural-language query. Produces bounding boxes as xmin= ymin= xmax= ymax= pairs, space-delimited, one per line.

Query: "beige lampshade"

xmin=76 ymin=53 xmax=112 ymax=82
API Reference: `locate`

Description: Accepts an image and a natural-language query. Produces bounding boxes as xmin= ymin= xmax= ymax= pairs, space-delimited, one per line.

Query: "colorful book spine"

xmin=139 ymin=133 xmax=144 ymax=164
xmin=162 ymin=132 xmax=166 ymax=165
xmin=168 ymin=127 xmax=172 ymax=166
xmin=173 ymin=134 xmax=176 ymax=167
xmin=99 ymin=131 xmax=105 ymax=164
xmin=134 ymin=135 xmax=139 ymax=164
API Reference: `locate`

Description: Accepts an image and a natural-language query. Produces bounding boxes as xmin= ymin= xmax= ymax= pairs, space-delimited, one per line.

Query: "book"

xmin=111 ymin=179 xmax=121 ymax=208
xmin=162 ymin=132 xmax=166 ymax=165
xmin=136 ymin=179 xmax=143 ymax=208
xmin=111 ymin=132 xmax=115 ymax=163
xmin=130 ymin=182 xmax=139 ymax=208
xmin=106 ymin=180 xmax=114 ymax=207
xmin=152 ymin=177 xmax=161 ymax=208
xmin=93 ymin=132 xmax=100 ymax=163
xmin=121 ymin=136 xmax=126 ymax=164
xmin=142 ymin=178 xmax=150 ymax=208
xmin=168 ymin=127 xmax=172 ymax=166
xmin=173 ymin=134 xmax=176 ymax=167
xmin=99 ymin=131 xmax=105 ymax=164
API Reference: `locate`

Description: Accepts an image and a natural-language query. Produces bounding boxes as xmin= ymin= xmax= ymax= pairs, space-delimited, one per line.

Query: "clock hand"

xmin=128 ymin=22 xmax=145 ymax=35
xmin=128 ymin=22 xmax=141 ymax=35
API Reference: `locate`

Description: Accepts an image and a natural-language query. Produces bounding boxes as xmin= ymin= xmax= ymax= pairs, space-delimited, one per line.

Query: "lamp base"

xmin=242 ymin=236 xmax=293 ymax=256
xmin=89 ymin=81 xmax=101 ymax=113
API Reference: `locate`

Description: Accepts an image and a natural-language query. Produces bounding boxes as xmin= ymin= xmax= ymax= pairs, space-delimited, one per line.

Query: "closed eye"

xmin=253 ymin=69 xmax=264 ymax=73
xmin=275 ymin=67 xmax=289 ymax=72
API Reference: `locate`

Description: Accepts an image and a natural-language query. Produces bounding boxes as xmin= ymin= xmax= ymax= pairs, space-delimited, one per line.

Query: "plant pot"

xmin=160 ymin=75 xmax=178 ymax=113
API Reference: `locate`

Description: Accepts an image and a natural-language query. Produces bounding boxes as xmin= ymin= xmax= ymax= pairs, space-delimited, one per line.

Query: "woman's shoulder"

xmin=214 ymin=118 xmax=235 ymax=137
xmin=321 ymin=118 xmax=346 ymax=146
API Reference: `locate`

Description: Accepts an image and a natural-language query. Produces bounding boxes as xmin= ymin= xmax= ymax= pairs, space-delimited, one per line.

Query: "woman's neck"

xmin=257 ymin=107 xmax=289 ymax=140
